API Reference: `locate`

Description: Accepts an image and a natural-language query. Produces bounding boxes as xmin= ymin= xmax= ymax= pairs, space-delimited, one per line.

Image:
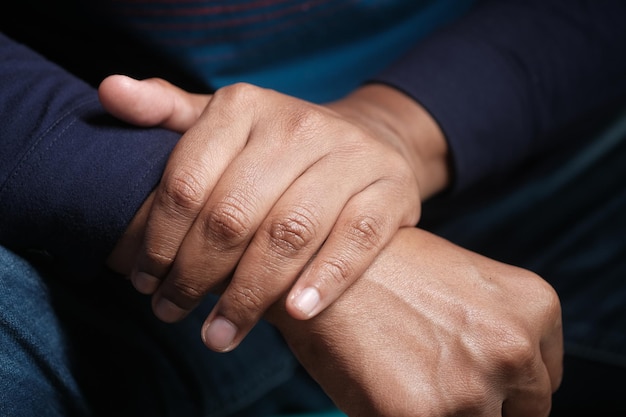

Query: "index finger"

xmin=130 ymin=97 xmax=252 ymax=294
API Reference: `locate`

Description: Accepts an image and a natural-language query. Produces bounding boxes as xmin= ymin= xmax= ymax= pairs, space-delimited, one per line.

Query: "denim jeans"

xmin=1 ymin=108 xmax=625 ymax=415
xmin=0 ymin=246 xmax=90 ymax=417
xmin=0 ymin=247 xmax=333 ymax=417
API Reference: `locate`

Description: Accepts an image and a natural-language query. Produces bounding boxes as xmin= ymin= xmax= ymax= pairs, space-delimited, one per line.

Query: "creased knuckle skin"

xmin=266 ymin=209 xmax=318 ymax=257
xmin=143 ymin=247 xmax=176 ymax=270
xmin=203 ymin=200 xmax=252 ymax=249
xmin=224 ymin=285 xmax=267 ymax=322
xmin=161 ymin=168 xmax=206 ymax=213
xmin=493 ymin=326 xmax=537 ymax=377
xmin=217 ymin=82 xmax=260 ymax=103
xmin=345 ymin=215 xmax=385 ymax=253
xmin=286 ymin=107 xmax=327 ymax=137
xmin=319 ymin=257 xmax=354 ymax=287
xmin=213 ymin=83 xmax=268 ymax=119
xmin=536 ymin=278 xmax=562 ymax=322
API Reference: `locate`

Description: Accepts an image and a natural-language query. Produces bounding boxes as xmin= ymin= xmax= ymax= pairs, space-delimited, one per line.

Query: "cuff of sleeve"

xmin=0 ymin=98 xmax=178 ymax=276
xmin=370 ymin=30 xmax=534 ymax=192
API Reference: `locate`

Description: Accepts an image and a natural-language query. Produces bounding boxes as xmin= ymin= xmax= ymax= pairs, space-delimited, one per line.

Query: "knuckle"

xmin=285 ymin=107 xmax=328 ymax=140
xmin=214 ymin=82 xmax=260 ymax=107
xmin=492 ymin=327 xmax=537 ymax=375
xmin=535 ymin=277 xmax=562 ymax=318
xmin=519 ymin=271 xmax=564 ymax=336
xmin=319 ymin=256 xmax=354 ymax=287
xmin=161 ymin=168 xmax=206 ymax=212
xmin=143 ymin=247 xmax=176 ymax=270
xmin=266 ymin=208 xmax=319 ymax=256
xmin=203 ymin=199 xmax=253 ymax=248
xmin=345 ymin=215 xmax=386 ymax=252
xmin=224 ymin=284 xmax=268 ymax=322
xmin=224 ymin=82 xmax=260 ymax=97
xmin=210 ymin=83 xmax=264 ymax=124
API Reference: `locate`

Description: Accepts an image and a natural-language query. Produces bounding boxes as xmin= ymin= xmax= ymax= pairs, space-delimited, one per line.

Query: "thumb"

xmin=98 ymin=74 xmax=211 ymax=133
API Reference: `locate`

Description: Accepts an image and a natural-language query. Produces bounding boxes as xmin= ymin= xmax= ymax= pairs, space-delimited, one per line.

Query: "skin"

xmin=103 ymin=77 xmax=563 ymax=416
xmin=268 ymin=227 xmax=563 ymax=417
xmin=100 ymin=75 xmax=449 ymax=351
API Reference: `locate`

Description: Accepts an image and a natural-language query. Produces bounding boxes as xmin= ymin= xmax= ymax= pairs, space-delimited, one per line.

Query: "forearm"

xmin=0 ymin=33 xmax=178 ymax=275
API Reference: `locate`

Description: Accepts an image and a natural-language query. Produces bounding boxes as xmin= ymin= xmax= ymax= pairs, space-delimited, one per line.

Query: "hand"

xmin=268 ymin=227 xmax=563 ymax=417
xmin=101 ymin=75 xmax=449 ymax=352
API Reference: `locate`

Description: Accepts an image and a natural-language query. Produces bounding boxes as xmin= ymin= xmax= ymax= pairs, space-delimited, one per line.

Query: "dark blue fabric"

xmin=1 ymin=1 xmax=626 ymax=414
xmin=0 ymin=33 xmax=179 ymax=276
xmin=373 ymin=0 xmax=626 ymax=191
xmin=3 ymin=2 xmax=625 ymax=275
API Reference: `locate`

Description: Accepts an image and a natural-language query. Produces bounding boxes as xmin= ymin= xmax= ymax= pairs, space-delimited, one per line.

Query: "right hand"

xmin=268 ymin=227 xmax=563 ymax=417
xmin=101 ymin=75 xmax=448 ymax=352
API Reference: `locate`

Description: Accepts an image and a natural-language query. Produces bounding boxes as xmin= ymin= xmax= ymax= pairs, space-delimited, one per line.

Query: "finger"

xmin=501 ymin=359 xmax=553 ymax=417
xmin=199 ymin=262 xmax=297 ymax=352
xmin=286 ymin=178 xmax=420 ymax=320
xmin=198 ymin=162 xmax=355 ymax=349
xmin=98 ymin=75 xmax=210 ymax=132
xmin=148 ymin=104 xmax=335 ymax=322
xmin=131 ymin=92 xmax=253 ymax=295
xmin=198 ymin=152 xmax=419 ymax=346
xmin=539 ymin=289 xmax=564 ymax=392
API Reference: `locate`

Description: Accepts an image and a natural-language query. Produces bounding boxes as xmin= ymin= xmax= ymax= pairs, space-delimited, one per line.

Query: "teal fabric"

xmin=107 ymin=0 xmax=475 ymax=103
xmin=208 ymin=0 xmax=476 ymax=102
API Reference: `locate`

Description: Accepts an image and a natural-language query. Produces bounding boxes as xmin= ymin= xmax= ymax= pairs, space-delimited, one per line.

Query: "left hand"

xmin=268 ymin=227 xmax=564 ymax=417
xmin=101 ymin=75 xmax=448 ymax=351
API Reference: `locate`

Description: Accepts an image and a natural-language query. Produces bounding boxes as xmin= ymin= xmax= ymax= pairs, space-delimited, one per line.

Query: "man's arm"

xmin=371 ymin=0 xmax=626 ymax=191
xmin=0 ymin=32 xmax=179 ymax=275
xmin=100 ymin=0 xmax=626 ymax=352
xmin=97 ymin=75 xmax=566 ymax=415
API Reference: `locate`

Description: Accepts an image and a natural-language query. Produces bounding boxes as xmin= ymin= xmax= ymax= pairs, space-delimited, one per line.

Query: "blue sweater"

xmin=1 ymin=0 xmax=626 ymax=274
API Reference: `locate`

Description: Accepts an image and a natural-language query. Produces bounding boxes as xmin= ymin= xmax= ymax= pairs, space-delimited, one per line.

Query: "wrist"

xmin=326 ymin=83 xmax=450 ymax=200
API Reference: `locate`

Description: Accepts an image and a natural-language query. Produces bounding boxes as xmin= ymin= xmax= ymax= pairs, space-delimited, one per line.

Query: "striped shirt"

xmin=99 ymin=0 xmax=474 ymax=101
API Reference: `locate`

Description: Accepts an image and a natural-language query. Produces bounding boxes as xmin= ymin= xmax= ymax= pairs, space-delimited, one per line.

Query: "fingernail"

xmin=203 ymin=316 xmax=238 ymax=352
xmin=293 ymin=287 xmax=320 ymax=318
xmin=154 ymin=297 xmax=185 ymax=323
xmin=132 ymin=271 xmax=160 ymax=294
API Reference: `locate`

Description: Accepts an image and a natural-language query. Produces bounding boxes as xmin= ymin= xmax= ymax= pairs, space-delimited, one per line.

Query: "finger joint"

xmin=266 ymin=208 xmax=319 ymax=257
xmin=203 ymin=199 xmax=253 ymax=249
xmin=344 ymin=215 xmax=386 ymax=253
xmin=161 ymin=168 xmax=206 ymax=213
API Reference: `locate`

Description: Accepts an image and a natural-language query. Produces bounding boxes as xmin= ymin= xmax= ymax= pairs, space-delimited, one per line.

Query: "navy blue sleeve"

xmin=0 ymin=32 xmax=179 ymax=275
xmin=372 ymin=0 xmax=626 ymax=191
